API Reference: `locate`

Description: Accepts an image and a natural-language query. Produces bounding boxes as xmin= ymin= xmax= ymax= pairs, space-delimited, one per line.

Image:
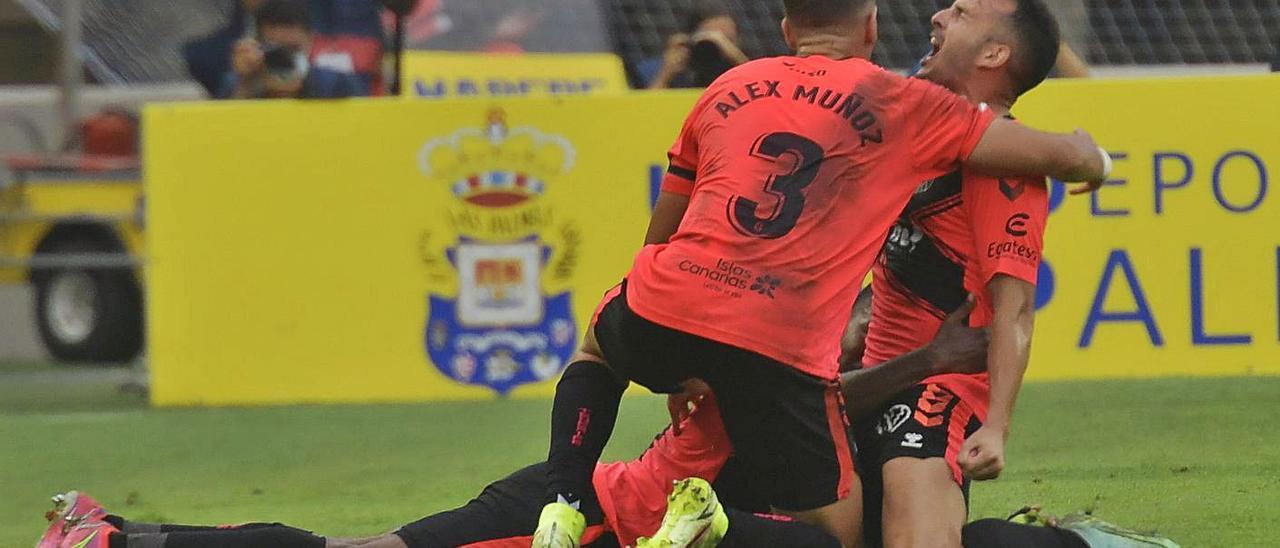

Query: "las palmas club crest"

xmin=418 ymin=110 xmax=580 ymax=395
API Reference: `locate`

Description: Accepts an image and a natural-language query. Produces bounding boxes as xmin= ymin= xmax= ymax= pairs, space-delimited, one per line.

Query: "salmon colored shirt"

xmin=627 ymin=55 xmax=996 ymax=380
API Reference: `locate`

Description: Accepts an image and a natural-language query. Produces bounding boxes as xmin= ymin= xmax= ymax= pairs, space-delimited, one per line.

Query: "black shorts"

xmin=854 ymin=383 xmax=983 ymax=548
xmin=395 ymin=463 xmax=619 ymax=548
xmin=593 ymin=281 xmax=857 ymax=512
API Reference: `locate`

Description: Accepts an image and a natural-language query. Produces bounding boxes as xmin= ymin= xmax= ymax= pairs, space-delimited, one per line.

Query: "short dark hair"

xmin=783 ymin=0 xmax=874 ymax=29
xmin=256 ymin=0 xmax=310 ymax=29
xmin=1006 ymin=0 xmax=1061 ymax=97
xmin=683 ymin=0 xmax=733 ymax=34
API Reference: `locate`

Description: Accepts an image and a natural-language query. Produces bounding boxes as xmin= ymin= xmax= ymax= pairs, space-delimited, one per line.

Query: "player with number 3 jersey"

xmin=534 ymin=2 xmax=1113 ymax=547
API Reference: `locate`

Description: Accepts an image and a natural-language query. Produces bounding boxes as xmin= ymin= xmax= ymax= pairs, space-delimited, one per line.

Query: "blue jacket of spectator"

xmin=216 ymin=67 xmax=371 ymax=99
xmin=184 ymin=3 xmax=253 ymax=96
xmin=186 ymin=1 xmax=385 ymax=97
xmin=309 ymin=0 xmax=382 ymax=38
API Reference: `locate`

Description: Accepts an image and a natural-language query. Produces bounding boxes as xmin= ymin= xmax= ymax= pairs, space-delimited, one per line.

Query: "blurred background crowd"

xmin=1 ymin=0 xmax=1276 ymax=93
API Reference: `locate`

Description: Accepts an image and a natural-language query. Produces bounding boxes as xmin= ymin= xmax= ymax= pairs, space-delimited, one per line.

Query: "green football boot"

xmin=1057 ymin=513 xmax=1181 ymax=548
xmin=532 ymin=501 xmax=586 ymax=548
xmin=636 ymin=478 xmax=729 ymax=548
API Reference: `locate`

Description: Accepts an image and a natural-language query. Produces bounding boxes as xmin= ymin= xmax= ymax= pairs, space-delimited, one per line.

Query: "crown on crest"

xmin=418 ymin=109 xmax=576 ymax=207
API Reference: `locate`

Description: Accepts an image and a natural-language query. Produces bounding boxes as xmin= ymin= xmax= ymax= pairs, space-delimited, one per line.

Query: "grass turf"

xmin=1 ymin=367 xmax=1277 ymax=547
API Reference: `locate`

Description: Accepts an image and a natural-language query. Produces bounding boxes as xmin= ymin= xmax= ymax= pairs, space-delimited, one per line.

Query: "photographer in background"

xmin=217 ymin=0 xmax=372 ymax=99
xmin=644 ymin=0 xmax=749 ymax=89
xmin=185 ymin=0 xmax=267 ymax=95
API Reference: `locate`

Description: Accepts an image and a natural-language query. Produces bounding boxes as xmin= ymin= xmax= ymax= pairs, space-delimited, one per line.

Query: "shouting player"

xmin=854 ymin=1 xmax=1064 ymax=547
xmin=534 ymin=0 xmax=1111 ymax=546
xmin=35 ymin=299 xmax=990 ymax=548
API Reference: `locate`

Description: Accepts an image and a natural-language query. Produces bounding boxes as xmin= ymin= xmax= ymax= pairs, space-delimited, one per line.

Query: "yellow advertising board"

xmin=145 ymin=75 xmax=1279 ymax=407
xmin=145 ymin=94 xmax=691 ymax=406
xmin=401 ymin=52 xmax=629 ymax=99
xmin=1014 ymin=75 xmax=1279 ymax=380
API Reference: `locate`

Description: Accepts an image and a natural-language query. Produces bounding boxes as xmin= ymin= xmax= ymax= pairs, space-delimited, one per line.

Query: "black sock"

xmin=108 ymin=524 xmax=325 ymax=548
xmin=963 ymin=519 xmax=1090 ymax=548
xmin=719 ymin=509 xmax=841 ymax=548
xmin=107 ymin=517 xmax=281 ymax=535
xmin=545 ymin=360 xmax=627 ymax=511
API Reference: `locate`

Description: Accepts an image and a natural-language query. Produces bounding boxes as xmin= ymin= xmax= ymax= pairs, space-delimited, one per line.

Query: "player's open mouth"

xmin=923 ymin=33 xmax=943 ymax=63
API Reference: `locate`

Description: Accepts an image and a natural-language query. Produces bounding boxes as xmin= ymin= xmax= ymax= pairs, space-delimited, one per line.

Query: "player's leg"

xmin=852 ymin=420 xmax=887 ymax=548
xmin=538 ymin=284 xmax=632 ymax=546
xmin=962 ymin=519 xmax=1089 ymax=548
xmin=107 ymin=525 xmax=327 ymax=548
xmin=37 ymin=492 xmax=326 ymax=548
xmin=704 ymin=352 xmax=863 ymax=548
xmin=773 ymin=494 xmax=863 ymax=548
xmin=323 ymin=536 xmax=408 ymax=548
xmin=105 ymin=519 xmax=295 ymax=535
xmin=871 ymin=383 xmax=981 ymax=548
xmin=638 ymin=477 xmax=841 ymax=548
xmin=409 ymin=463 xmax=612 ymax=548
xmin=539 ymin=281 xmax=699 ymax=546
xmin=719 ymin=509 xmax=842 ymax=548
xmin=881 ymin=458 xmax=967 ymax=548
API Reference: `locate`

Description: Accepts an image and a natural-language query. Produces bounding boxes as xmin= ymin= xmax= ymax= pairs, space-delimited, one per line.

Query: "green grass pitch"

xmin=1 ymin=364 xmax=1277 ymax=547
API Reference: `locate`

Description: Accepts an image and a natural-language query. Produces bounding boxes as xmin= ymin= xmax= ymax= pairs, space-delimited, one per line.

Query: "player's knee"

xmin=560 ymin=358 xmax=626 ymax=389
xmin=570 ymin=348 xmax=605 ymax=364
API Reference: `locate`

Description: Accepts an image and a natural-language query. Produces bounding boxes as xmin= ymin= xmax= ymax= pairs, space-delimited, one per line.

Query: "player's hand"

xmin=661 ymin=34 xmax=692 ymax=72
xmin=1066 ymin=129 xmax=1110 ymax=195
xmin=959 ymin=425 xmax=1007 ymax=481
xmin=924 ymin=296 xmax=989 ymax=376
xmin=667 ymin=378 xmax=710 ymax=436
xmin=232 ymin=38 xmax=265 ymax=78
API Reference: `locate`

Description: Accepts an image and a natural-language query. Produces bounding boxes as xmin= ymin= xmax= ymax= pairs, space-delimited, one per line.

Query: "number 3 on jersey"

xmin=727 ymin=132 xmax=826 ymax=239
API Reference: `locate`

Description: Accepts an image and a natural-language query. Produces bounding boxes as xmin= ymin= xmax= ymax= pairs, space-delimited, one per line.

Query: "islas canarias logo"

xmin=417 ymin=109 xmax=581 ymax=395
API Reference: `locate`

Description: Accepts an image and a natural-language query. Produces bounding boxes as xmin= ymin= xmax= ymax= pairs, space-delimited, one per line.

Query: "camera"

xmin=688 ymin=35 xmax=736 ymax=87
xmin=262 ymin=43 xmax=307 ymax=80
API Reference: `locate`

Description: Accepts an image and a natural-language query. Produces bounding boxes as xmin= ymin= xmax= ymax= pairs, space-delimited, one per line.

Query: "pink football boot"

xmin=59 ymin=518 xmax=118 ymax=548
xmin=35 ymin=492 xmax=109 ymax=548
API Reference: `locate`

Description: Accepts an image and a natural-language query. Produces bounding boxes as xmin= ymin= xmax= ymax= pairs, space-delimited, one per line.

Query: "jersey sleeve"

xmin=900 ymin=78 xmax=998 ymax=178
xmin=963 ymin=173 xmax=1049 ymax=287
xmin=661 ymin=102 xmax=704 ymax=196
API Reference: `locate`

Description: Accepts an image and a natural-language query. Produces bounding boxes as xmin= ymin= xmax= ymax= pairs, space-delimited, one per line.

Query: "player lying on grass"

xmin=35 ymin=292 xmax=1175 ymax=548
xmin=36 ymin=294 xmax=1176 ymax=548
xmin=36 ymin=299 xmax=990 ymax=548
xmin=535 ymin=0 xmax=1112 ymax=546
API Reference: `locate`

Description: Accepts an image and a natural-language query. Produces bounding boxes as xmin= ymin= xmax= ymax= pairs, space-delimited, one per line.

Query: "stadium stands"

xmin=607 ymin=0 xmax=1280 ymax=74
xmin=10 ymin=0 xmax=1278 ymax=86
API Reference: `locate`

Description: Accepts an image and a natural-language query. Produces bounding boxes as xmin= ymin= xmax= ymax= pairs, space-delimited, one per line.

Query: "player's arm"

xmin=984 ymin=275 xmax=1035 ymax=436
xmin=901 ymin=77 xmax=1109 ymax=192
xmin=840 ymin=298 xmax=988 ymax=421
xmin=968 ymin=120 xmax=1109 ymax=192
xmin=645 ymin=191 xmax=691 ymax=245
xmin=960 ymin=275 xmax=1035 ymax=481
xmin=646 ymin=92 xmax=706 ymax=246
xmin=957 ymin=175 xmax=1049 ymax=481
